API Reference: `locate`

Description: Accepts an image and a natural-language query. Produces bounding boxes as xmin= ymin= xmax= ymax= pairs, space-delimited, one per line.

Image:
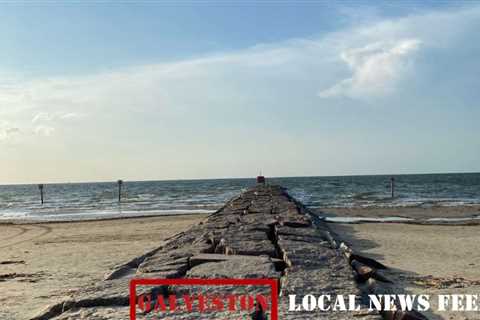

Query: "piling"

xmin=390 ymin=177 xmax=395 ymax=198
xmin=38 ymin=184 xmax=44 ymax=205
xmin=117 ymin=180 xmax=123 ymax=203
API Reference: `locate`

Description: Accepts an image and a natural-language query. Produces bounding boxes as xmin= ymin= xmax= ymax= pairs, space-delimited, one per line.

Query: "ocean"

xmin=0 ymin=173 xmax=479 ymax=221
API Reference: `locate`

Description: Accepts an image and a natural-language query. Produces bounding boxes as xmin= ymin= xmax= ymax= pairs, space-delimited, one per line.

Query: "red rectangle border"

xmin=130 ymin=278 xmax=278 ymax=320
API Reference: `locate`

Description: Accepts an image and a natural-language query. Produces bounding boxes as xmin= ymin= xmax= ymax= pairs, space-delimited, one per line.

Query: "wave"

xmin=2 ymin=174 xmax=480 ymax=221
xmin=0 ymin=208 xmax=215 ymax=222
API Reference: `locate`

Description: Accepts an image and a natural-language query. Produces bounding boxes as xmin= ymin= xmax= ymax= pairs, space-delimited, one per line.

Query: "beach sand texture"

xmin=1 ymin=190 xmax=480 ymax=319
xmin=329 ymin=222 xmax=480 ymax=320
xmin=24 ymin=185 xmax=385 ymax=320
xmin=0 ymin=215 xmax=206 ymax=320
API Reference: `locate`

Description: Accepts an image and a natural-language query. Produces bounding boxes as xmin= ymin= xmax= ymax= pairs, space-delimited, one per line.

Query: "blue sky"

xmin=0 ymin=1 xmax=466 ymax=76
xmin=0 ymin=1 xmax=479 ymax=183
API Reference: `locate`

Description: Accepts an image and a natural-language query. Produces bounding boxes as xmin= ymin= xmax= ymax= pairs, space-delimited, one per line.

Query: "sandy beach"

xmin=0 ymin=214 xmax=207 ymax=320
xmin=329 ymin=221 xmax=480 ymax=320
xmin=2 ymin=205 xmax=480 ymax=319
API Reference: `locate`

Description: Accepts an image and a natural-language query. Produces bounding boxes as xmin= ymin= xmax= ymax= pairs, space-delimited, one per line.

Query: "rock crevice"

xmin=32 ymin=185 xmax=424 ymax=320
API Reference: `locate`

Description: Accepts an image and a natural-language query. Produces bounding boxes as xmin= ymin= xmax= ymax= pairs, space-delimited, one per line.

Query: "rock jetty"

xmin=32 ymin=184 xmax=427 ymax=320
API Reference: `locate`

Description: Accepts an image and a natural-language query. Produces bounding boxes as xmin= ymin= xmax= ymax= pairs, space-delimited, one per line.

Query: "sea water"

xmin=0 ymin=173 xmax=479 ymax=221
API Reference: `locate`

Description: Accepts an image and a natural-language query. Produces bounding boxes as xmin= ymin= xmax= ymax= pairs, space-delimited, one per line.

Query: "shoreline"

xmin=316 ymin=205 xmax=480 ymax=226
xmin=1 ymin=192 xmax=479 ymax=319
xmin=3 ymin=203 xmax=480 ymax=225
xmin=322 ymin=215 xmax=480 ymax=226
xmin=0 ymin=211 xmax=215 ymax=225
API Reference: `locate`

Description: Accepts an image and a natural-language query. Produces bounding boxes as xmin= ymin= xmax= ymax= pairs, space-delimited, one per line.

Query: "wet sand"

xmin=0 ymin=214 xmax=207 ymax=320
xmin=329 ymin=222 xmax=480 ymax=320
xmin=319 ymin=205 xmax=480 ymax=219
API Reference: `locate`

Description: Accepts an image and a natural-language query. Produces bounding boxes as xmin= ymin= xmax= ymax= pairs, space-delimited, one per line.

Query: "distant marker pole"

xmin=117 ymin=180 xmax=123 ymax=203
xmin=38 ymin=184 xmax=44 ymax=205
xmin=390 ymin=177 xmax=395 ymax=198
xmin=257 ymin=175 xmax=266 ymax=185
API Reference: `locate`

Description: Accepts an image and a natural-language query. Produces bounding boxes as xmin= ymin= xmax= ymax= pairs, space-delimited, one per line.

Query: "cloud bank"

xmin=1 ymin=4 xmax=479 ymax=181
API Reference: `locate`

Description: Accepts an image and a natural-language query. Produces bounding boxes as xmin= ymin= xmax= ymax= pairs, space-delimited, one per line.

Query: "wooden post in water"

xmin=38 ymin=184 xmax=44 ymax=204
xmin=390 ymin=177 xmax=395 ymax=198
xmin=117 ymin=180 xmax=123 ymax=203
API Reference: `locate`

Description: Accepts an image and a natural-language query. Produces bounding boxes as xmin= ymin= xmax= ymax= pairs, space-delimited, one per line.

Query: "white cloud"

xmin=32 ymin=112 xmax=54 ymax=123
xmin=32 ymin=111 xmax=82 ymax=123
xmin=1 ymin=6 xmax=476 ymax=126
xmin=0 ymin=123 xmax=21 ymax=141
xmin=34 ymin=125 xmax=55 ymax=137
xmin=318 ymin=39 xmax=422 ymax=99
xmin=0 ymin=5 xmax=478 ymax=182
xmin=59 ymin=112 xmax=81 ymax=120
xmin=0 ymin=5 xmax=478 ymax=152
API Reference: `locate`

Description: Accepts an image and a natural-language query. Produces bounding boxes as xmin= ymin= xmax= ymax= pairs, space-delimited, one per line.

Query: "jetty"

xmin=32 ymin=184 xmax=427 ymax=319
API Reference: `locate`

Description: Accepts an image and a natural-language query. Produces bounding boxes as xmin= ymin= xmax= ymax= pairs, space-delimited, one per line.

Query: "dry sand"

xmin=329 ymin=222 xmax=480 ymax=320
xmin=0 ymin=214 xmax=207 ymax=320
xmin=2 ymin=206 xmax=480 ymax=320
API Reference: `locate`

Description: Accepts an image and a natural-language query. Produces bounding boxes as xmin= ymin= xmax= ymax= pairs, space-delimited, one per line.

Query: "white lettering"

xmin=466 ymin=295 xmax=478 ymax=311
xmin=349 ymin=295 xmax=361 ymax=311
xmin=318 ymin=295 xmax=330 ymax=311
xmin=368 ymin=295 xmax=382 ymax=311
xmin=288 ymin=295 xmax=301 ymax=311
xmin=302 ymin=294 xmax=316 ymax=311
xmin=397 ymin=294 xmax=415 ymax=311
xmin=417 ymin=295 xmax=430 ymax=311
xmin=332 ymin=295 xmax=346 ymax=311
xmin=438 ymin=295 xmax=450 ymax=311
xmin=452 ymin=295 xmax=464 ymax=311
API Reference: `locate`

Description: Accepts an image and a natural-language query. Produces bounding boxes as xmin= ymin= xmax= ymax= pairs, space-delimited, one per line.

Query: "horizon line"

xmin=1 ymin=170 xmax=479 ymax=187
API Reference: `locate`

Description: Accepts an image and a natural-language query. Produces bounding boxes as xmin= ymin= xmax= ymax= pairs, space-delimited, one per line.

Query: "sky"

xmin=0 ymin=1 xmax=479 ymax=184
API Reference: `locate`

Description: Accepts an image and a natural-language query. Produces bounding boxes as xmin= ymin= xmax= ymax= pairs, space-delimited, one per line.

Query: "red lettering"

xmin=168 ymin=294 xmax=177 ymax=312
xmin=198 ymin=294 xmax=207 ymax=312
xmin=256 ymin=294 xmax=270 ymax=312
xmin=153 ymin=295 xmax=167 ymax=312
xmin=137 ymin=294 xmax=152 ymax=312
xmin=227 ymin=295 xmax=237 ymax=311
xmin=183 ymin=294 xmax=194 ymax=312
xmin=211 ymin=295 xmax=225 ymax=311
xmin=239 ymin=295 xmax=255 ymax=310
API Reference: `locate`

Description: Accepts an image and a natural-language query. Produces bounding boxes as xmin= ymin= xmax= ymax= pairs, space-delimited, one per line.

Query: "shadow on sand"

xmin=325 ymin=219 xmax=444 ymax=320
